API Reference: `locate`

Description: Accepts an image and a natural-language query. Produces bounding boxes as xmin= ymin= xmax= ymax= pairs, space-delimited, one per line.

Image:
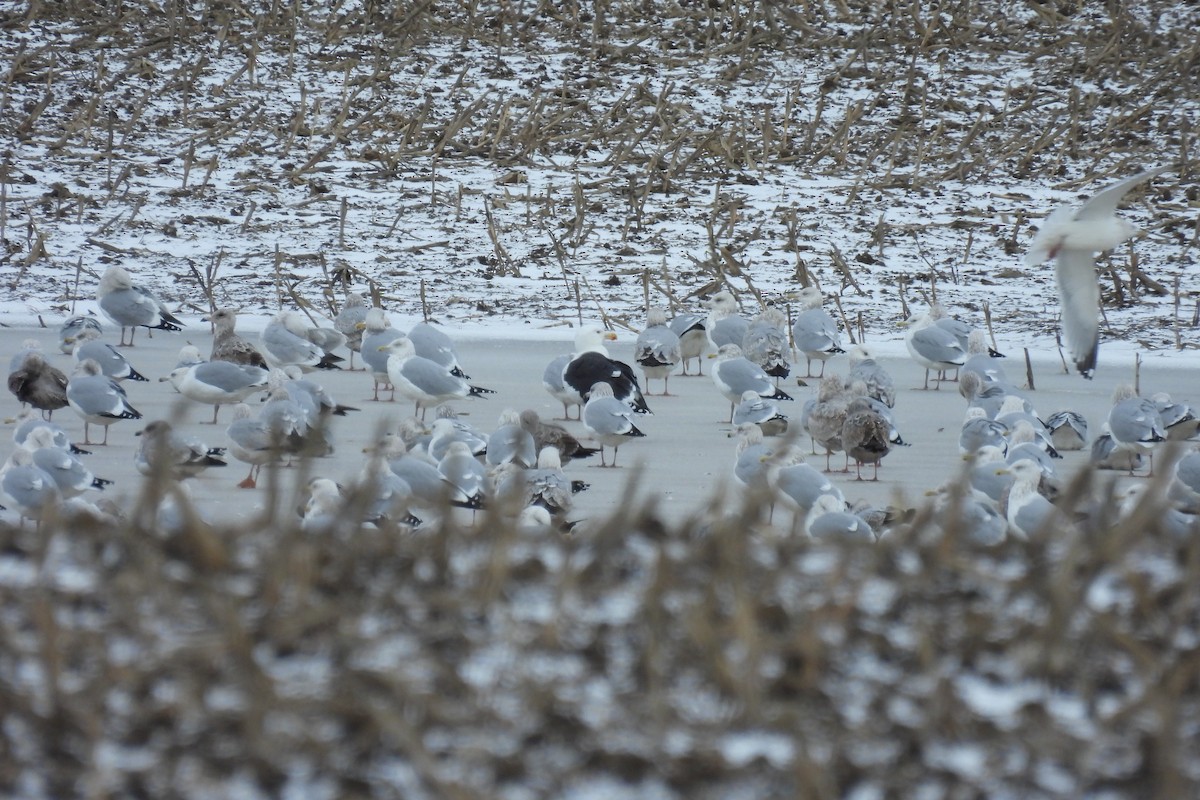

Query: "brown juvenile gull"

xmin=206 ymin=308 xmax=269 ymax=369
xmin=8 ymin=351 xmax=68 ymax=419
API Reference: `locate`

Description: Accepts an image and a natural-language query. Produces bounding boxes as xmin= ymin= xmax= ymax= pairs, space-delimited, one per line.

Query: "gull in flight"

xmin=1025 ymin=166 xmax=1168 ymax=378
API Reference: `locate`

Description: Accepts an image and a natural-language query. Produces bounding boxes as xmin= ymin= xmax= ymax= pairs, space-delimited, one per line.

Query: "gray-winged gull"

xmin=1046 ymin=410 xmax=1089 ymax=451
xmin=791 ymin=287 xmax=845 ymax=378
xmin=134 ymin=420 xmax=227 ymax=480
xmin=1025 ymin=166 xmax=1169 ymax=378
xmin=705 ymin=291 xmax=749 ymax=350
xmin=162 ymin=360 xmax=270 ymax=424
xmin=486 ymin=409 xmax=538 ymax=468
xmin=732 ymin=389 xmax=788 ymax=437
xmin=582 ymin=382 xmax=646 ymax=468
xmin=1108 ymin=383 xmax=1166 ymax=475
xmin=301 ymin=478 xmax=346 ymax=533
xmin=379 ymin=336 xmax=495 ymax=420
xmin=959 ymin=408 xmax=1009 ymax=455
xmin=10 ymin=409 xmax=89 ymax=455
xmin=1170 ymin=451 xmax=1200 ymax=513
xmin=8 ymin=351 xmax=68 ymax=419
xmin=66 ymin=359 xmax=142 ymax=445
xmin=902 ymin=310 xmax=966 ymax=390
xmin=960 ymin=329 xmax=1008 ymax=389
xmin=635 ymin=307 xmax=682 ymax=395
xmin=358 ymin=307 xmax=404 ymax=401
xmin=58 ymin=315 xmax=103 ymax=354
xmin=1153 ymin=393 xmax=1199 ymax=441
xmin=776 ymin=462 xmax=845 ymax=534
xmin=357 ymin=450 xmax=420 ymax=528
xmin=68 ymin=328 xmax=148 ymax=382
xmin=409 ymin=321 xmax=469 ymax=379
xmin=1090 ymin=432 xmax=1144 ymax=472
xmin=439 ymin=440 xmax=487 ymax=511
xmin=709 ymin=344 xmax=793 ymax=423
xmin=24 ymin=427 xmax=111 ymax=498
xmin=742 ymin=307 xmax=791 ymax=381
xmin=205 ymin=308 xmax=269 ymax=369
xmin=965 ymin=445 xmax=1014 ymax=504
xmin=428 ymin=412 xmax=488 ymax=461
xmin=1118 ymin=483 xmax=1198 ymax=540
xmin=224 ymin=403 xmax=278 ymax=488
xmin=260 ymin=311 xmax=343 ymax=371
xmin=97 ymin=265 xmax=184 ymax=346
xmin=668 ymin=311 xmax=708 ymax=375
xmin=805 ymin=494 xmax=875 ymax=542
xmin=1 ymin=448 xmax=60 ymax=525
xmin=925 ymin=481 xmax=1008 ymax=546
xmin=998 ymin=459 xmax=1069 ymax=539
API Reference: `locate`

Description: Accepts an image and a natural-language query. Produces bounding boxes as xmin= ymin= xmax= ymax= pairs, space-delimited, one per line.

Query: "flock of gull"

xmin=3 ymin=167 xmax=1196 ymax=539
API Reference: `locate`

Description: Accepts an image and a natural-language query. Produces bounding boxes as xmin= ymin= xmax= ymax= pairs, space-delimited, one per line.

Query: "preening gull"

xmin=634 ymin=307 xmax=682 ymax=395
xmin=732 ymin=389 xmax=788 ymax=437
xmin=848 ymin=345 xmax=895 ymax=408
xmin=65 ymin=359 xmax=142 ymax=445
xmin=790 ymin=287 xmax=845 ymax=377
xmin=582 ymin=382 xmax=646 ymax=468
xmin=68 ymin=328 xmax=148 ymax=382
xmin=438 ymin=440 xmax=487 ymax=511
xmin=805 ymin=494 xmax=875 ymax=542
xmin=162 ymin=360 xmax=270 ymax=424
xmin=486 ymin=409 xmax=538 ymax=468
xmin=561 ymin=329 xmax=651 ymax=415
xmin=709 ymin=344 xmax=793 ymax=422
xmin=97 ymin=265 xmax=184 ymax=346
xmin=206 ymin=308 xmax=269 ymax=369
xmin=1107 ymin=383 xmax=1166 ymax=475
xmin=668 ymin=312 xmax=708 ymax=375
xmin=134 ymin=420 xmax=228 ymax=480
xmin=1025 ymin=166 xmax=1169 ymax=378
xmin=1046 ymin=410 xmax=1089 ymax=451
xmin=358 ymin=307 xmax=404 ymax=401
xmin=8 ymin=351 xmax=68 ymax=419
xmin=902 ymin=310 xmax=966 ymax=390
xmin=379 ymin=336 xmax=495 ymax=420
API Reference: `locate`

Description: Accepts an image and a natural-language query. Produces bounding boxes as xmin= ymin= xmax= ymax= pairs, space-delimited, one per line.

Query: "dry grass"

xmin=1 ymin=457 xmax=1198 ymax=797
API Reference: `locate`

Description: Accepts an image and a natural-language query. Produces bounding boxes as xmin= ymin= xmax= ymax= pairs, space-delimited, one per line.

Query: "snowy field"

xmin=2 ymin=2 xmax=1199 ymax=797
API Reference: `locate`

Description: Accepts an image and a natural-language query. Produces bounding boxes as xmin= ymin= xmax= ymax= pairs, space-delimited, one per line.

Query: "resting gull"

xmin=358 ymin=307 xmax=404 ymax=401
xmin=634 ymin=307 xmax=682 ymax=395
xmin=66 ymin=359 xmax=142 ymax=445
xmin=379 ymin=336 xmax=495 ymax=420
xmin=8 ymin=351 xmax=68 ymax=419
xmin=205 ymin=308 xmax=269 ymax=369
xmin=428 ymin=412 xmax=488 ymax=461
xmin=260 ymin=311 xmax=343 ymax=372
xmin=518 ymin=409 xmax=600 ymax=463
xmin=732 ymin=389 xmax=788 ymax=437
xmin=709 ymin=344 xmax=793 ymax=423
xmin=23 ymin=427 xmax=111 ymax=498
xmin=438 ymin=440 xmax=487 ymax=512
xmin=97 ymin=265 xmax=184 ymax=346
xmin=58 ymin=315 xmax=103 ymax=354
xmin=705 ymin=291 xmax=749 ymax=350
xmin=162 ymin=360 xmax=270 ymax=424
xmin=790 ymin=287 xmax=845 ymax=377
xmin=10 ymin=409 xmax=89 ymax=455
xmin=582 ymin=382 xmax=646 ymax=468
xmin=486 ymin=409 xmax=538 ymax=469
xmin=1045 ymin=410 xmax=1089 ymax=451
xmin=1 ymin=449 xmax=61 ymax=525
xmin=134 ymin=420 xmax=228 ymax=480
xmin=334 ymin=293 xmax=369 ymax=370
xmin=741 ymin=307 xmax=791 ymax=381
xmin=777 ymin=462 xmax=846 ymax=535
xmin=409 ymin=321 xmax=469 ymax=379
xmin=68 ymin=328 xmax=148 ymax=382
xmin=1107 ymin=383 xmax=1166 ymax=475
xmin=805 ymin=494 xmax=876 ymax=542
xmin=999 ymin=459 xmax=1069 ymax=539
xmin=668 ymin=311 xmax=708 ymax=375
xmin=1025 ymin=166 xmax=1169 ymax=378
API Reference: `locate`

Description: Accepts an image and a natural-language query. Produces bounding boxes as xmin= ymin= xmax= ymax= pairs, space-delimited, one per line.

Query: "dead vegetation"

xmin=1 ymin=459 xmax=1199 ymax=797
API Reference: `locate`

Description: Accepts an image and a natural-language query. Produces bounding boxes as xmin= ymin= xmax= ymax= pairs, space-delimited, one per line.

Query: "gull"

xmin=333 ymin=293 xmax=369 ymax=370
xmin=1025 ymin=166 xmax=1169 ymax=378
xmin=668 ymin=311 xmax=708 ymax=375
xmin=205 ymin=308 xmax=269 ymax=369
xmin=58 ymin=315 xmax=103 ymax=354
xmin=1119 ymin=483 xmax=1198 ymax=540
xmin=1 ymin=449 xmax=61 ymax=526
xmin=732 ymin=389 xmax=788 ymax=437
xmin=409 ymin=321 xmax=470 ymax=379
xmin=1046 ymin=410 xmax=1089 ymax=451
xmin=134 ymin=420 xmax=228 ymax=480
xmin=709 ymin=344 xmax=793 ymax=423
xmin=959 ymin=407 xmax=1009 ymax=455
xmin=1153 ymin=393 xmax=1199 ymax=441
xmin=379 ymin=336 xmax=495 ymax=420
xmin=705 ymin=291 xmax=749 ymax=350
xmin=357 ymin=448 xmax=420 ymax=529
xmin=543 ymin=328 xmax=614 ymax=420
xmin=518 ymin=409 xmax=600 ymax=463
xmin=582 ymin=382 xmax=646 ymax=468
xmin=8 ymin=351 xmax=68 ymax=419
xmin=902 ymin=310 xmax=965 ymax=390
xmin=224 ymin=403 xmax=278 ymax=489
xmin=96 ymin=265 xmax=184 ymax=346
xmin=284 ymin=312 xmax=346 ymax=366
xmin=1090 ymin=432 xmax=1145 ymax=473
xmin=998 ymin=459 xmax=1070 ymax=539
xmin=23 ymin=427 xmax=112 ymax=498
xmin=428 ymin=412 xmax=488 ymax=461
xmin=1170 ymin=451 xmax=1200 ymax=514
xmin=486 ymin=409 xmax=538 ymax=468
xmin=8 ymin=338 xmax=44 ymax=374
xmin=634 ymin=307 xmax=682 ymax=395
xmin=841 ymin=400 xmax=891 ymax=481
xmin=358 ymin=307 xmax=404 ymax=401
xmin=741 ymin=307 xmax=791 ymax=382
xmin=66 ymin=359 xmax=142 ymax=445
xmin=804 ymin=374 xmax=850 ymax=472
xmin=438 ymin=441 xmax=487 ymax=511
xmin=1107 ymin=383 xmax=1166 ymax=475
xmin=260 ymin=311 xmax=343 ymax=371
xmin=561 ymin=328 xmax=651 ymax=415
xmin=68 ymin=328 xmax=148 ymax=382
xmin=777 ymin=462 xmax=846 ymax=535
xmin=791 ymin=287 xmax=845 ymax=377
xmin=847 ymin=345 xmax=896 ymax=408
xmin=959 ymin=330 xmax=1008 ymax=390
xmin=805 ymin=494 xmax=876 ymax=542
xmin=162 ymin=360 xmax=270 ymax=424
xmin=10 ymin=409 xmax=90 ymax=455
xmin=924 ymin=482 xmax=1008 ymax=546
xmin=301 ymin=478 xmax=348 ymax=533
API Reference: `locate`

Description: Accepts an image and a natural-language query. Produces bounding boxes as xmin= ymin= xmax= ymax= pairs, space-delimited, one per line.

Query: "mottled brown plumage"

xmin=841 ymin=401 xmax=891 ymax=481
xmin=8 ymin=352 xmax=68 ymax=419
xmin=207 ymin=308 xmax=269 ymax=369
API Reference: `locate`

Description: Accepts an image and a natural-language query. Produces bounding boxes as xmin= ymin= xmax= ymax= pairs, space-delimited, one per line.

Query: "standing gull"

xmin=65 ymin=359 xmax=142 ymax=445
xmin=358 ymin=307 xmax=404 ymax=401
xmin=634 ymin=308 xmax=682 ymax=396
xmin=709 ymin=344 xmax=793 ymax=423
xmin=582 ymin=382 xmax=646 ymax=468
xmin=1107 ymin=383 xmax=1166 ymax=475
xmin=96 ymin=265 xmax=184 ymax=346
xmin=260 ymin=311 xmax=343 ymax=372
xmin=334 ymin=293 xmax=369 ymax=370
xmin=544 ymin=328 xmax=612 ymax=420
xmin=206 ymin=308 xmax=269 ymax=369
xmin=1025 ymin=166 xmax=1169 ymax=378
xmin=409 ymin=321 xmax=470 ymax=379
xmin=68 ymin=328 xmax=148 ymax=382
xmin=668 ymin=311 xmax=708 ymax=375
xmin=561 ymin=329 xmax=651 ymax=415
xmin=902 ymin=310 xmax=966 ymax=390
xmin=379 ymin=336 xmax=495 ymax=420
xmin=162 ymin=360 xmax=270 ymax=424
xmin=741 ymin=307 xmax=791 ymax=381
xmin=841 ymin=398 xmax=891 ymax=481
xmin=705 ymin=291 xmax=749 ymax=350
xmin=791 ymin=286 xmax=845 ymax=378
xmin=224 ymin=403 xmax=277 ymax=489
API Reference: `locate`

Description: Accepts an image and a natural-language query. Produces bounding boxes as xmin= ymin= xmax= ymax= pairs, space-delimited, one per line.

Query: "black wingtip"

xmin=451 ymin=367 xmax=471 ymax=379
xmin=154 ymin=320 xmax=184 ymax=333
xmin=571 ymin=480 xmax=591 ymax=493
xmin=91 ymin=477 xmax=113 ymax=490
xmin=70 ymin=444 xmax=92 ymax=455
xmin=469 ymin=385 xmax=497 ymax=397
xmin=988 ymin=348 xmax=1006 ymax=358
xmin=128 ymin=370 xmax=150 ymax=382
xmin=772 ymin=388 xmax=794 ymax=402
xmin=316 ymin=354 xmax=345 ymax=370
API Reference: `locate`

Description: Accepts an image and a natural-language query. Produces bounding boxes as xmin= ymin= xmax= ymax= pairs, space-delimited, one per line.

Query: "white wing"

xmin=1054 ymin=250 xmax=1101 ymax=377
xmin=1075 ymin=166 xmax=1168 ymax=221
